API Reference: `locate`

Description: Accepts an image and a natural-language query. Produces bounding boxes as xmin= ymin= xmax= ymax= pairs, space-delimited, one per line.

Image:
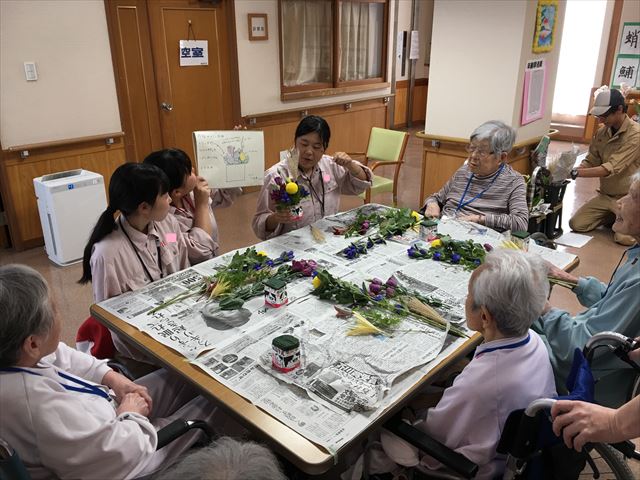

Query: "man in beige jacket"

xmin=569 ymin=88 xmax=640 ymax=246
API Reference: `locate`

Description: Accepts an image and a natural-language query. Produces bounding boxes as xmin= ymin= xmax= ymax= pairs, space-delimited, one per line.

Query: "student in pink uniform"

xmin=252 ymin=115 xmax=372 ymax=240
xmin=79 ymin=163 xmax=215 ymax=371
xmin=144 ymin=148 xmax=241 ymax=256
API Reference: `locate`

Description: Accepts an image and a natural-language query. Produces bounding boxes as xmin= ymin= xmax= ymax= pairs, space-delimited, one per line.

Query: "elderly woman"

xmin=0 ymin=264 xmax=220 ymax=479
xmin=366 ymin=250 xmax=556 ymax=480
xmin=422 ymin=120 xmax=529 ymax=232
xmin=534 ymin=171 xmax=640 ymax=408
xmin=252 ymin=115 xmax=372 ymax=240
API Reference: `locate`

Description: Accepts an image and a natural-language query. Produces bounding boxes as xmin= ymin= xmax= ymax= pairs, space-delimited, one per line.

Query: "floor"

xmin=0 ymin=126 xmax=637 ymax=477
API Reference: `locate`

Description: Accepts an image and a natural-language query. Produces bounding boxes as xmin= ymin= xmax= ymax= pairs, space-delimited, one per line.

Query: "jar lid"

xmin=272 ymin=334 xmax=299 ymax=350
xmin=264 ymin=277 xmax=287 ymax=290
xmin=421 ymin=219 xmax=438 ymax=227
xmin=511 ymin=231 xmax=530 ymax=239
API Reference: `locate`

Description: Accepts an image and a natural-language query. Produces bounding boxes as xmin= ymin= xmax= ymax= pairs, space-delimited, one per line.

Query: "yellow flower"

xmin=285 ymin=182 xmax=299 ymax=194
xmin=257 ymin=250 xmax=268 ymax=257
xmin=239 ymin=151 xmax=247 ymax=162
xmin=312 ymin=276 xmax=322 ymax=289
xmin=411 ymin=210 xmax=421 ymax=221
xmin=346 ymin=312 xmax=385 ymax=336
xmin=431 ymin=239 xmax=442 ymax=248
xmin=209 ymin=279 xmax=230 ymax=299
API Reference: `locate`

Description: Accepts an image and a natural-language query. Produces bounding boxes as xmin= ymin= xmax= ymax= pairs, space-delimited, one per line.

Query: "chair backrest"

xmin=365 ymin=127 xmax=409 ymax=163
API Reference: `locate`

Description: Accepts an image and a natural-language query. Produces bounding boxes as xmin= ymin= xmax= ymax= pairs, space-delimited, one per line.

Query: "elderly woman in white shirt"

xmin=0 ymin=264 xmax=219 ymax=480
xmin=252 ymin=115 xmax=372 ymax=240
xmin=352 ymin=250 xmax=557 ymax=480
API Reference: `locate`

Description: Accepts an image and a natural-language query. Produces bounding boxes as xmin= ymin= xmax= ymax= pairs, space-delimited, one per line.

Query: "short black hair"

xmin=143 ymin=148 xmax=192 ymax=192
xmin=295 ymin=115 xmax=331 ymax=150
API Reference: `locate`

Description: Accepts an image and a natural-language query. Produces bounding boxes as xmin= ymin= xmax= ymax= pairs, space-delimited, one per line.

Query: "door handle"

xmin=161 ymin=102 xmax=174 ymax=111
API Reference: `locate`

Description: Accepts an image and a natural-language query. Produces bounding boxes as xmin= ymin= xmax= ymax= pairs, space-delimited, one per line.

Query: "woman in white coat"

xmin=0 ymin=264 xmax=219 ymax=480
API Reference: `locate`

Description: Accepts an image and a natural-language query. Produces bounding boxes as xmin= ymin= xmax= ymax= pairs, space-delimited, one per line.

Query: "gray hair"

xmin=155 ymin=437 xmax=288 ymax=480
xmin=0 ymin=264 xmax=54 ymax=367
xmin=470 ymin=120 xmax=516 ymax=158
xmin=470 ymin=250 xmax=548 ymax=337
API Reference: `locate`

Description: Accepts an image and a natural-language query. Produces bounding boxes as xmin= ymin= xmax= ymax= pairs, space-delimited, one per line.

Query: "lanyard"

xmin=476 ymin=333 xmax=530 ymax=357
xmin=603 ymin=246 xmax=638 ymax=297
xmin=299 ymin=168 xmax=326 ymax=217
xmin=0 ymin=367 xmax=111 ymax=400
xmin=455 ymin=163 xmax=505 ymax=214
xmin=119 ymin=216 xmax=163 ymax=282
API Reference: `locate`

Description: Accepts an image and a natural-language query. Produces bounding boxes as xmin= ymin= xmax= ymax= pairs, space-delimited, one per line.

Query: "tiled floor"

xmin=0 ymin=127 xmax=637 ymax=477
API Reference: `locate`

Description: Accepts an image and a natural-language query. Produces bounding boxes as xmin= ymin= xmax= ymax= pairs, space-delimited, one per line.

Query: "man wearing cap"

xmin=568 ymin=88 xmax=640 ymax=246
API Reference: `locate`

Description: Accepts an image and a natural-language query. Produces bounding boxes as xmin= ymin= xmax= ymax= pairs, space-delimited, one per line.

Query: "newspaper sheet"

xmin=97 ymin=205 xmax=568 ymax=452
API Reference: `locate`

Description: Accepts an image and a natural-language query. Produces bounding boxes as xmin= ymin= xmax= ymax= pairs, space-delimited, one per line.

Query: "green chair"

xmin=351 ymin=127 xmax=409 ymax=206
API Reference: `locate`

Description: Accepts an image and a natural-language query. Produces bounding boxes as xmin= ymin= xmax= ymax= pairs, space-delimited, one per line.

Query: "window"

xmin=279 ymin=0 xmax=388 ymax=99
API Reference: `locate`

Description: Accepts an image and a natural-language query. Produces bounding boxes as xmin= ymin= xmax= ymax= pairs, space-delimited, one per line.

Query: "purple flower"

xmin=385 ymin=276 xmax=398 ymax=288
xmin=371 ymin=278 xmax=383 ymax=285
xmin=484 ymin=243 xmax=493 ymax=252
xmin=369 ymin=282 xmax=381 ymax=294
xmin=451 ymin=253 xmax=461 ymax=264
xmin=386 ymin=287 xmax=396 ymax=297
xmin=433 ymin=252 xmax=442 ymax=261
xmin=274 ymin=177 xmax=284 ymax=186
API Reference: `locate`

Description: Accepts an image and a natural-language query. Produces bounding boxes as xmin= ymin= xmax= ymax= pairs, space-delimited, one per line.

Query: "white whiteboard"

xmin=0 ymin=1 xmax=121 ymax=149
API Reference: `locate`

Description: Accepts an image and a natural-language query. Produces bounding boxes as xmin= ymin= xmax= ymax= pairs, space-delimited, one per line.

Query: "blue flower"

xmin=253 ymin=264 xmax=263 ymax=270
xmin=473 ymin=259 xmax=481 ymax=266
xmin=451 ymin=253 xmax=461 ymax=264
xmin=433 ymin=252 xmax=442 ymax=261
xmin=373 ymin=294 xmax=384 ymax=301
xmin=266 ymin=260 xmax=274 ymax=267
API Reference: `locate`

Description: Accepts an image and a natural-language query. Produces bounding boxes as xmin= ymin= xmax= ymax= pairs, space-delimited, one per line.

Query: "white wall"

xmin=426 ymin=0 xmax=565 ymax=142
xmin=234 ymin=0 xmax=396 ymax=116
xmin=0 ymin=0 xmax=121 ymax=149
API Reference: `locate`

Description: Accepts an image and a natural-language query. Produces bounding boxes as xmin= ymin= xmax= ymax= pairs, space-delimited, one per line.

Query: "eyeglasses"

xmin=465 ymin=144 xmax=494 ymax=159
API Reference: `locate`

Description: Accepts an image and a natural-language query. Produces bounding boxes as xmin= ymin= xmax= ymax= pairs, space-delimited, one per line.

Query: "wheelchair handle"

xmin=584 ymin=331 xmax=636 ymax=356
xmin=524 ymin=398 xmax=556 ymax=417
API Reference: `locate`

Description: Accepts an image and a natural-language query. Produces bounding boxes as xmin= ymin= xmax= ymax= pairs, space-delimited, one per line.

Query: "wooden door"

xmin=104 ymin=0 xmax=164 ymax=163
xmin=147 ymin=0 xmax=237 ymax=161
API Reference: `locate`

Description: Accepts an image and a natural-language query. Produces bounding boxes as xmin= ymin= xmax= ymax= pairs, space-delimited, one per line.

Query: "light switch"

xmin=24 ymin=62 xmax=38 ymax=81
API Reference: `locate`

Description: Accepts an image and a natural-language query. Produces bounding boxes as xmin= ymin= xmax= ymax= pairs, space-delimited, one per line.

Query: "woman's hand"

xmin=551 ymin=400 xmax=616 ymax=452
xmin=103 ymin=370 xmax=153 ymax=412
xmin=458 ymin=214 xmax=485 ymax=225
xmin=333 ymin=152 xmax=367 ymax=180
xmin=546 ymin=260 xmax=578 ymax=285
xmin=193 ymin=176 xmax=211 ymax=206
xmin=266 ymin=210 xmax=298 ymax=231
xmin=424 ymin=203 xmax=441 ymax=218
xmin=116 ymin=392 xmax=151 ymax=417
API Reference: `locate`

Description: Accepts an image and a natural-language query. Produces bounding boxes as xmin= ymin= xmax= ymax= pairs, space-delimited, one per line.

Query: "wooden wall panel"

xmin=394 ymin=79 xmax=428 ymax=128
xmin=245 ymin=98 xmax=389 ymax=172
xmin=0 ymin=138 xmax=126 ymax=250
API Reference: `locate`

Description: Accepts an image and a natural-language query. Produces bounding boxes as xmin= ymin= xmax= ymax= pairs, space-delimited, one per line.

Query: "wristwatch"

xmin=570 ymin=169 xmax=579 ymax=180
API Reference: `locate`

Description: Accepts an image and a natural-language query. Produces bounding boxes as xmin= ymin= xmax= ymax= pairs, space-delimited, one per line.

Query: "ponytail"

xmin=78 ymin=163 xmax=170 ymax=284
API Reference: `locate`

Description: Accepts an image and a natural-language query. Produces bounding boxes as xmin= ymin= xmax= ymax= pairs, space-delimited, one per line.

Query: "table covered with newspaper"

xmin=97 ymin=205 xmax=576 ymax=453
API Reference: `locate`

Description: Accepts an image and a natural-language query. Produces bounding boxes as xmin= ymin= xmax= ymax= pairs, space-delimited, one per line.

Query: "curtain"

xmin=281 ymin=0 xmax=332 ymax=86
xmin=339 ymin=1 xmax=383 ymax=82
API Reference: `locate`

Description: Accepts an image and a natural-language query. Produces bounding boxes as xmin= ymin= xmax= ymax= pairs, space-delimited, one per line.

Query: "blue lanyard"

xmin=0 ymin=367 xmax=111 ymax=400
xmin=476 ymin=333 xmax=530 ymax=357
xmin=455 ymin=163 xmax=505 ymax=214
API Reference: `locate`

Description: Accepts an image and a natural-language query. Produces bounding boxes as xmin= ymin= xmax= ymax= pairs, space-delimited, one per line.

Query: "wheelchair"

xmin=0 ymin=419 xmax=212 ymax=480
xmin=383 ymin=331 xmax=640 ymax=479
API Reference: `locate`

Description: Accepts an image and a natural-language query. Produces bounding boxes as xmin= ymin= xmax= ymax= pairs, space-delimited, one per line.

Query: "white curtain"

xmin=281 ymin=0 xmax=332 ymax=86
xmin=339 ymin=1 xmax=383 ymax=81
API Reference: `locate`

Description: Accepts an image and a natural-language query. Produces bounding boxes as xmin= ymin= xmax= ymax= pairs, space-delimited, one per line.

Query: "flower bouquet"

xmin=270 ymin=176 xmax=309 ymax=220
xmin=407 ymin=235 xmax=487 ymax=270
xmin=332 ymin=207 xmax=421 ymax=238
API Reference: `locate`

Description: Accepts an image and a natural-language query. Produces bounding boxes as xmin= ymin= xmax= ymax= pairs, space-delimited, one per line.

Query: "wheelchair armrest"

xmin=384 ymin=416 xmax=479 ymax=479
xmin=156 ymin=419 xmax=213 ymax=450
xmin=608 ymin=440 xmax=637 ymax=459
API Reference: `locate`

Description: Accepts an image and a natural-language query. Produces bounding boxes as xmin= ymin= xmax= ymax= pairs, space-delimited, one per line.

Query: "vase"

xmin=289 ymin=204 xmax=303 ymax=221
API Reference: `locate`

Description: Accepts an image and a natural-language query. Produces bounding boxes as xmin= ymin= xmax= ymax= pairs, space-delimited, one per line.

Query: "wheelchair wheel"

xmin=585 ymin=443 xmax=635 ymax=480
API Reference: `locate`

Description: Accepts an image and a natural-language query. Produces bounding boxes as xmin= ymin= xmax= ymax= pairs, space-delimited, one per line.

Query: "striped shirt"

xmin=423 ymin=163 xmax=529 ymax=232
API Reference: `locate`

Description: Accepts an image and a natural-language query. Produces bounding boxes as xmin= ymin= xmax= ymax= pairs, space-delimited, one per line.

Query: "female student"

xmin=252 ymin=115 xmax=372 ymax=240
xmin=144 ymin=148 xmax=241 ymax=256
xmin=79 ymin=163 xmax=215 ymax=368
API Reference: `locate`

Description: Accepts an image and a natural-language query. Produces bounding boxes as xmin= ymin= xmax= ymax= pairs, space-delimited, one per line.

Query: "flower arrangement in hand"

xmin=407 ymin=234 xmax=487 ymax=270
xmin=270 ymin=176 xmax=309 ymax=220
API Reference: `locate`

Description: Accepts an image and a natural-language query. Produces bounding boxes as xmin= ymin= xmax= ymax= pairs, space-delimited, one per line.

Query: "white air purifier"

xmin=33 ymin=169 xmax=107 ymax=266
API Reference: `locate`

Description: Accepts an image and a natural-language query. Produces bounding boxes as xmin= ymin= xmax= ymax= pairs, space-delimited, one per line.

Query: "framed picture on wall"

xmin=532 ymin=0 xmax=558 ymax=54
xmin=619 ymin=22 xmax=640 ymax=56
xmin=248 ymin=13 xmax=268 ymax=41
